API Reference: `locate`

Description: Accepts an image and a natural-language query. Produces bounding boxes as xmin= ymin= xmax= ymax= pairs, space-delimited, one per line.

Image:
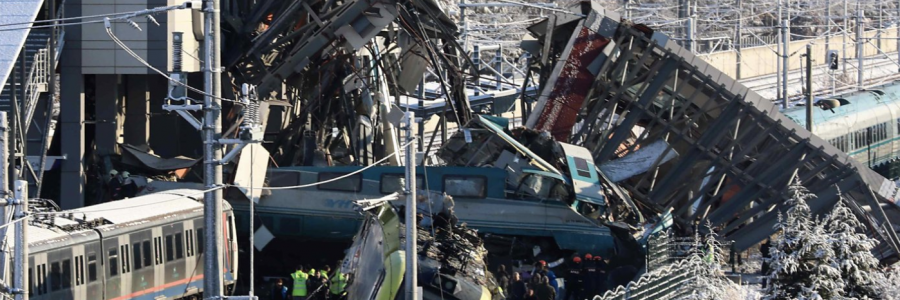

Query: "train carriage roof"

xmin=25 ymin=189 xmax=219 ymax=250
xmin=783 ymin=81 xmax=900 ymax=127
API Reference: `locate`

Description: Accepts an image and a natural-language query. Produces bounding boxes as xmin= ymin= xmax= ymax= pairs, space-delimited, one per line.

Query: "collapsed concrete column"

xmin=124 ymin=75 xmax=149 ymax=147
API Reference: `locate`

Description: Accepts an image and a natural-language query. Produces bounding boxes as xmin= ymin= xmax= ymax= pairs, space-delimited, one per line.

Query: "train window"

xmin=108 ymin=248 xmax=118 ymax=276
xmin=87 ymin=254 xmax=97 ymax=282
xmin=166 ymin=235 xmax=175 ymax=262
xmin=573 ymin=157 xmax=592 ymax=178
xmin=154 ymin=237 xmax=163 ymax=265
xmin=28 ymin=267 xmax=33 ymax=296
xmin=50 ymin=262 xmax=61 ymax=291
xmin=133 ymin=242 xmax=142 ymax=270
xmin=198 ymin=229 xmax=205 ymax=254
xmin=186 ymin=230 xmax=194 ymax=257
xmin=74 ymin=256 xmax=82 ymax=286
xmin=142 ymin=241 xmax=151 ymax=267
xmin=317 ymin=172 xmax=361 ymax=192
xmin=175 ymin=233 xmax=185 ymax=260
xmin=380 ymin=174 xmax=425 ymax=194
xmin=61 ymin=259 xmax=71 ymax=289
xmin=443 ymin=176 xmax=487 ymax=198
xmin=120 ymin=245 xmax=130 ymax=273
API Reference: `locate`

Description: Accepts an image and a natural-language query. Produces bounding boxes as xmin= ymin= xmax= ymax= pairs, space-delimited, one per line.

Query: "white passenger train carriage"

xmin=13 ymin=189 xmax=238 ymax=300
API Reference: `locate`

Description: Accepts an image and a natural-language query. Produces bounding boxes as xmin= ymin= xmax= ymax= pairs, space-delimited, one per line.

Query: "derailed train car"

xmin=11 ymin=189 xmax=238 ymax=300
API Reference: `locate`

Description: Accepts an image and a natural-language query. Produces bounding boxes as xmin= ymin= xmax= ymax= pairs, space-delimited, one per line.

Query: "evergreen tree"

xmin=824 ymin=197 xmax=884 ymax=299
xmin=763 ymin=180 xmax=842 ymax=300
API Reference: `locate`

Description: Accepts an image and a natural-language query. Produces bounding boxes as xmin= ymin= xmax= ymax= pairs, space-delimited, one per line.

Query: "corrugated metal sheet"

xmin=0 ymin=0 xmax=43 ymax=91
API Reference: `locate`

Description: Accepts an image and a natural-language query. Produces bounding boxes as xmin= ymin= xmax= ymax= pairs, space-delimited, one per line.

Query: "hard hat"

xmin=122 ymin=171 xmax=130 ymax=178
xmin=573 ymin=257 xmax=582 ymax=263
xmin=538 ymin=260 xmax=547 ymax=267
xmin=110 ymin=169 xmax=118 ymax=176
xmin=584 ymin=253 xmax=593 ymax=260
xmin=593 ymin=256 xmax=602 ymax=261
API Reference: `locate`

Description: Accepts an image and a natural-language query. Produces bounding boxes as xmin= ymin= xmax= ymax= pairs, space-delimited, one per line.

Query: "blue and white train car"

xmin=783 ymin=82 xmax=900 ymax=177
xmin=17 ymin=189 xmax=238 ymax=300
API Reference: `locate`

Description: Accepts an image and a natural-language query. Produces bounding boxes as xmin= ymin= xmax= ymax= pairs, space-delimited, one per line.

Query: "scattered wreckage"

xmin=341 ymin=191 xmax=498 ymax=299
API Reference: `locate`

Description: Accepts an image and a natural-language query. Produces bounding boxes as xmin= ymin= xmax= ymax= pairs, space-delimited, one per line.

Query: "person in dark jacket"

xmin=271 ymin=278 xmax=289 ymax=300
xmin=497 ymin=265 xmax=510 ymax=294
xmin=594 ymin=256 xmax=608 ymax=294
xmin=564 ymin=257 xmax=583 ymax=300
xmin=534 ymin=276 xmax=555 ymax=300
xmin=582 ymin=254 xmax=598 ymax=297
xmin=511 ymin=272 xmax=527 ymax=300
xmin=524 ymin=288 xmax=538 ymax=300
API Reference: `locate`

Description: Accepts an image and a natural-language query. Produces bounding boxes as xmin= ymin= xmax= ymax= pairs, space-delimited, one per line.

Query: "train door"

xmin=102 ymin=237 xmax=122 ymax=298
xmin=83 ymin=242 xmax=102 ymax=300
xmin=129 ymin=229 xmax=154 ymax=296
xmin=152 ymin=225 xmax=165 ymax=294
xmin=44 ymin=247 xmax=74 ymax=300
xmin=29 ymin=253 xmax=47 ymax=299
xmin=182 ymin=219 xmax=199 ymax=293
xmin=193 ymin=219 xmax=205 ymax=277
xmin=161 ymin=221 xmax=186 ymax=287
xmin=70 ymin=244 xmax=86 ymax=300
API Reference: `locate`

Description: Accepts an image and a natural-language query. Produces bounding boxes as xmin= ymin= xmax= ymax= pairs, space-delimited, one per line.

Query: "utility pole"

xmin=203 ymin=0 xmax=224 ymax=298
xmin=13 ymin=179 xmax=27 ymax=300
xmin=782 ymin=0 xmax=790 ymax=105
xmin=825 ymin=0 xmax=830 ymax=50
xmin=735 ymin=0 xmax=742 ymax=80
xmin=404 ymin=111 xmax=418 ymax=300
xmin=857 ymin=2 xmax=864 ymax=89
xmin=843 ymin=0 xmax=848 ymax=76
xmin=806 ymin=44 xmax=813 ymax=132
xmin=777 ymin=0 xmax=784 ymax=107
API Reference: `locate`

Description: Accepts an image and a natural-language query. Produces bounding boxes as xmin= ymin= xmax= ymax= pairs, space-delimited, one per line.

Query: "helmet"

xmin=584 ymin=253 xmax=593 ymax=260
xmin=538 ymin=260 xmax=547 ymax=267
xmin=573 ymin=257 xmax=582 ymax=263
xmin=110 ymin=169 xmax=118 ymax=176
xmin=593 ymin=256 xmax=602 ymax=261
xmin=122 ymin=171 xmax=130 ymax=178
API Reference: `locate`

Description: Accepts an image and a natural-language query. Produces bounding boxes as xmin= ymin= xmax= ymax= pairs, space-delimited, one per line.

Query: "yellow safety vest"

xmin=330 ymin=272 xmax=347 ymax=295
xmin=291 ymin=270 xmax=308 ymax=296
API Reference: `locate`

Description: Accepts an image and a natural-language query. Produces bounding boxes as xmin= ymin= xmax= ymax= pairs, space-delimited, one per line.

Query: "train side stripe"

xmin=109 ymin=274 xmax=204 ymax=300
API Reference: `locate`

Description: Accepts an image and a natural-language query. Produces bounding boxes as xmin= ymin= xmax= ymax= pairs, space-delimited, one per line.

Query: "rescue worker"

xmin=121 ymin=171 xmax=138 ymax=198
xmin=563 ymin=257 xmax=582 ymax=300
xmin=108 ymin=169 xmax=123 ymax=200
xmin=594 ymin=256 xmax=607 ymax=294
xmin=307 ymin=270 xmax=324 ymax=300
xmin=272 ymin=278 xmax=289 ymax=300
xmin=497 ymin=265 xmax=510 ymax=294
xmin=538 ymin=261 xmax=558 ymax=296
xmin=290 ymin=265 xmax=309 ymax=300
xmin=582 ymin=254 xmax=598 ymax=297
xmin=329 ymin=262 xmax=347 ymax=300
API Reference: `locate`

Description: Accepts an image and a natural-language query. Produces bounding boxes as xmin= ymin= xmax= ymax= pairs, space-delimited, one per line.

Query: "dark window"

xmin=142 ymin=241 xmax=151 ymax=267
xmin=175 ymin=233 xmax=184 ymax=259
xmin=120 ymin=245 xmax=129 ymax=273
xmin=186 ymin=230 xmax=194 ymax=257
xmin=133 ymin=243 xmax=142 ymax=270
xmin=108 ymin=248 xmax=118 ymax=276
xmin=443 ymin=176 xmax=487 ymax=198
xmin=379 ymin=174 xmax=425 ymax=194
xmin=154 ymin=237 xmax=163 ymax=265
xmin=61 ymin=259 xmax=71 ymax=289
xmin=573 ymin=157 xmax=592 ymax=178
xmin=75 ymin=256 xmax=83 ymax=286
xmin=166 ymin=235 xmax=174 ymax=262
xmin=28 ymin=268 xmax=32 ymax=296
xmin=198 ymin=228 xmax=205 ymax=254
xmin=316 ymin=172 xmax=361 ymax=192
xmin=50 ymin=262 xmax=61 ymax=291
xmin=87 ymin=254 xmax=97 ymax=282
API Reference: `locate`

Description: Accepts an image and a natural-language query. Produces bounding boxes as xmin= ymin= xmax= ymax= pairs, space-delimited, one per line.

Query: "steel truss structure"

xmin=560 ymin=5 xmax=900 ymax=260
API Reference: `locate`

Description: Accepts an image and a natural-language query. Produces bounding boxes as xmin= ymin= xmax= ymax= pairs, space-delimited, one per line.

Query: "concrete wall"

xmin=78 ymin=0 xmax=200 ymax=74
xmin=698 ymin=28 xmax=900 ymax=79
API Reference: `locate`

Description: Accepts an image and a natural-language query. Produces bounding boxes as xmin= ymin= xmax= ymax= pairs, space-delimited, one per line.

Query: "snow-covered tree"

xmin=880 ymin=267 xmax=900 ymax=300
xmin=824 ymin=197 xmax=884 ymax=299
xmin=762 ymin=180 xmax=843 ymax=300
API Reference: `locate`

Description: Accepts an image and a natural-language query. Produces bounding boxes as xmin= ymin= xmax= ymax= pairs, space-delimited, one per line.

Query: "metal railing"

xmin=22 ymin=1 xmax=65 ymax=152
xmin=592 ymin=255 xmax=702 ymax=300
